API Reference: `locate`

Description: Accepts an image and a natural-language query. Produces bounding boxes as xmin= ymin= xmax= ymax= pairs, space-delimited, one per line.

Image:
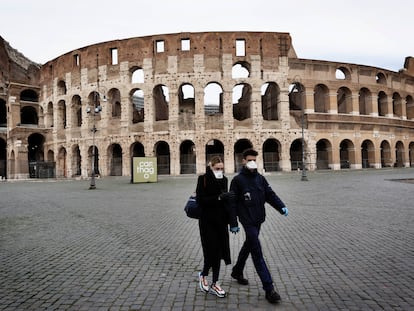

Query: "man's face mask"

xmin=246 ymin=160 xmax=257 ymax=170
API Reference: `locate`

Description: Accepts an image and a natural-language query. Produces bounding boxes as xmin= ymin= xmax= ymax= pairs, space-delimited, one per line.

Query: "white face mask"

xmin=213 ymin=170 xmax=224 ymax=179
xmin=246 ymin=160 xmax=258 ymax=170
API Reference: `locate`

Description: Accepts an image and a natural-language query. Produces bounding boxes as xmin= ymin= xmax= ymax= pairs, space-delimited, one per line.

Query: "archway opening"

xmin=263 ymin=139 xmax=280 ymax=172
xmin=205 ymin=139 xmax=224 ymax=165
xmin=180 ymin=140 xmax=196 ymax=174
xmin=155 ymin=141 xmax=170 ymax=175
xmin=234 ymin=139 xmax=253 ymax=172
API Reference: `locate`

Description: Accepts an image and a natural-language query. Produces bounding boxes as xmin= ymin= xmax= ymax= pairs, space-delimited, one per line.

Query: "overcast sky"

xmin=1 ymin=0 xmax=412 ymax=72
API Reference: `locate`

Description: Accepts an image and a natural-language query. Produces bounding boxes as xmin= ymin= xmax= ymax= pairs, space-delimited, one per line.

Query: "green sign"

xmin=132 ymin=157 xmax=158 ymax=183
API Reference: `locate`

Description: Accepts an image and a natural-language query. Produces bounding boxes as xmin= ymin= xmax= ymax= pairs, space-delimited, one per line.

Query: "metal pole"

xmin=89 ymin=112 xmax=97 ymax=190
xmin=301 ymin=104 xmax=308 ymax=181
xmin=89 ymin=53 xmax=99 ymax=190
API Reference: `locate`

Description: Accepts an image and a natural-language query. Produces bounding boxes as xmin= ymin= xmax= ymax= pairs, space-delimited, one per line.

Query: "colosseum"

xmin=0 ymin=31 xmax=413 ymax=179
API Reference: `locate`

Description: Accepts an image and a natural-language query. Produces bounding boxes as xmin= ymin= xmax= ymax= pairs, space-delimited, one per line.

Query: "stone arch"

xmin=261 ymin=82 xmax=280 ymax=120
xmin=376 ymin=72 xmax=387 ymax=85
xmin=108 ymin=88 xmax=121 ymax=118
xmin=88 ymin=91 xmax=102 ymax=121
xmin=205 ymin=139 xmax=224 ymax=164
xmin=335 ymin=67 xmax=351 ymax=80
xmin=20 ymin=106 xmax=38 ymax=125
xmin=392 ymin=92 xmax=403 ymax=118
xmin=234 ymin=139 xmax=253 ymax=172
xmin=131 ymin=142 xmax=145 ymax=157
xmin=380 ymin=140 xmax=392 ymax=167
xmin=47 ymin=102 xmax=54 ymax=127
xmin=180 ymin=140 xmax=196 ymax=174
xmin=233 ymin=83 xmax=252 ymax=121
xmin=395 ymin=141 xmax=405 ymax=167
xmin=288 ymin=82 xmax=306 ymax=110
xmin=314 ymin=84 xmax=329 ymax=113
xmin=204 ymin=82 xmax=223 ymax=114
xmin=153 ymin=84 xmax=169 ymax=121
xmin=88 ymin=145 xmax=100 ymax=176
xmin=232 ymin=62 xmax=250 ymax=79
xmin=155 ymin=141 xmax=170 ymax=175
xmin=131 ymin=88 xmax=144 ymax=123
xmin=378 ymin=91 xmax=388 ymax=117
xmin=108 ymin=143 xmax=123 ymax=176
xmin=178 ymin=83 xmax=195 ymax=112
xmin=57 ymin=99 xmax=66 ymax=128
xmin=263 ymin=138 xmax=281 ymax=172
xmin=28 ymin=133 xmax=45 ymax=164
xmin=131 ymin=67 xmax=144 ymax=84
xmin=72 ymin=144 xmax=81 ymax=176
xmin=290 ymin=139 xmax=303 ymax=170
xmin=57 ymin=80 xmax=67 ymax=96
xmin=71 ymin=95 xmax=82 ymax=127
xmin=20 ymin=89 xmax=38 ymax=102
xmin=361 ymin=140 xmax=375 ymax=168
xmin=339 ymin=139 xmax=355 ymax=169
xmin=359 ymin=88 xmax=372 ymax=115
xmin=337 ymin=87 xmax=352 ymax=114
xmin=57 ymin=147 xmax=67 ymax=178
xmin=316 ymin=139 xmax=332 ymax=170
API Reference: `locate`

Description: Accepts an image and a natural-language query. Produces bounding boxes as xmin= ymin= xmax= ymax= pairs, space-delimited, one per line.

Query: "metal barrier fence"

xmin=29 ymin=161 xmax=56 ymax=178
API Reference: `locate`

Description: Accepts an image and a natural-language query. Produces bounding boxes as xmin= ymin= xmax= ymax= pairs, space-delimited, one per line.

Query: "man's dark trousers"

xmin=233 ymin=224 xmax=274 ymax=291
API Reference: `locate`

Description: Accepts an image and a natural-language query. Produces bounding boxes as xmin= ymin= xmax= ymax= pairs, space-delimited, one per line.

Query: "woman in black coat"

xmin=196 ymin=156 xmax=238 ymax=298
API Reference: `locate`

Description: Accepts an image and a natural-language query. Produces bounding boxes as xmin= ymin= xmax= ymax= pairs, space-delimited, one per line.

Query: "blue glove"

xmin=281 ymin=207 xmax=289 ymax=216
xmin=230 ymin=226 xmax=240 ymax=234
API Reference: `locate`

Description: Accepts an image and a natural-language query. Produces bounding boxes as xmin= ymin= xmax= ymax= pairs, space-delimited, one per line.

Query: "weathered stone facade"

xmin=1 ymin=32 xmax=413 ymax=179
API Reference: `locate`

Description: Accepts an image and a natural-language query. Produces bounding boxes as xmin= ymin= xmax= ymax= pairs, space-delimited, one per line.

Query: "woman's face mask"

xmin=213 ymin=170 xmax=224 ymax=179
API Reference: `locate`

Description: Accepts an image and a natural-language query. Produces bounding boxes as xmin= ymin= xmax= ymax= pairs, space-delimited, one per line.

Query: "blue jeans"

xmin=233 ymin=224 xmax=274 ymax=292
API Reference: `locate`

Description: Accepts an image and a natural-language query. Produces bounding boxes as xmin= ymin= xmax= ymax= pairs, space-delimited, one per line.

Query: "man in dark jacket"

xmin=229 ymin=148 xmax=288 ymax=304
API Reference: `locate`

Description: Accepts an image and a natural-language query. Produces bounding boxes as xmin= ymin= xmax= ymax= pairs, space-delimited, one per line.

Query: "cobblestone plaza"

xmin=1 ymin=169 xmax=413 ymax=310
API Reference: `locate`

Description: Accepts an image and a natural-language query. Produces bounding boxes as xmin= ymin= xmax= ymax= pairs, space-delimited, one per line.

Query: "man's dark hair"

xmin=242 ymin=148 xmax=258 ymax=159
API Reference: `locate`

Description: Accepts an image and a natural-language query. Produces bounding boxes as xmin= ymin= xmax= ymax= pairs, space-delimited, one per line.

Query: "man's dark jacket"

xmin=230 ymin=167 xmax=286 ymax=226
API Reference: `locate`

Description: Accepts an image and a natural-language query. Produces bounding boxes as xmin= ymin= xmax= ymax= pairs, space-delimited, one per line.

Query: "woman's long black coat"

xmin=196 ymin=168 xmax=237 ymax=267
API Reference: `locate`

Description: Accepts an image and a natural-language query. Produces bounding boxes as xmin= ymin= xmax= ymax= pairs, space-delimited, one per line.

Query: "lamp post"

xmin=300 ymin=102 xmax=308 ymax=181
xmin=87 ymin=98 xmax=102 ymax=190
xmin=291 ymin=81 xmax=308 ymax=181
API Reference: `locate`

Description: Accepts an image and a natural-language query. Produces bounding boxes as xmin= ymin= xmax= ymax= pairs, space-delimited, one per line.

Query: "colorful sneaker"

xmin=210 ymin=282 xmax=226 ymax=298
xmin=198 ymin=272 xmax=209 ymax=293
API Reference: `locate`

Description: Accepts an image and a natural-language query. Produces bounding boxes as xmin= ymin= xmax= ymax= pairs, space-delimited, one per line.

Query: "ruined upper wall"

xmin=39 ymin=31 xmax=296 ymax=82
xmin=0 ymin=36 xmax=40 ymax=86
xmin=403 ymin=56 xmax=414 ymax=76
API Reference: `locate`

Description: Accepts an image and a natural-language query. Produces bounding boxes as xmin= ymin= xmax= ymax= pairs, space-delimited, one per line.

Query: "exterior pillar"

xmin=370 ymin=94 xmax=378 ymax=117
xmin=351 ymin=94 xmax=359 ymax=115
xmin=305 ymin=90 xmax=315 ymax=113
xmin=328 ymin=92 xmax=338 ymax=114
xmin=331 ymin=139 xmax=341 ymax=170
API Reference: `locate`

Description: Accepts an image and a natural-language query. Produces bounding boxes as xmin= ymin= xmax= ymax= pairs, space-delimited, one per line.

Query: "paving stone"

xmin=0 ymin=168 xmax=413 ymax=310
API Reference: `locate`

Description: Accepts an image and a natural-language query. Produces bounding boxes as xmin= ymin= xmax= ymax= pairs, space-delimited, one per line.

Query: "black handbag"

xmin=184 ymin=193 xmax=201 ymax=219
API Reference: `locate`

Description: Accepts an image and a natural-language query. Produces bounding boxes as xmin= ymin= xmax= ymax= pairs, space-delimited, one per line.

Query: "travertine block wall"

xmin=2 ymin=32 xmax=414 ymax=178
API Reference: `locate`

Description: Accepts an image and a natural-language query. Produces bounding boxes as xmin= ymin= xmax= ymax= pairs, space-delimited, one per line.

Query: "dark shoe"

xmin=231 ymin=271 xmax=249 ymax=285
xmin=265 ymin=289 xmax=281 ymax=303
